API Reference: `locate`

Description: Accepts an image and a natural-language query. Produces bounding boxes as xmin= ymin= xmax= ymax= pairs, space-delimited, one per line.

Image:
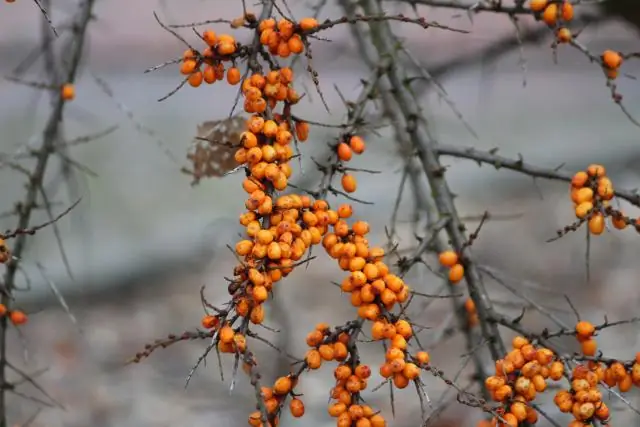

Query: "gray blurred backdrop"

xmin=1 ymin=0 xmax=640 ymax=426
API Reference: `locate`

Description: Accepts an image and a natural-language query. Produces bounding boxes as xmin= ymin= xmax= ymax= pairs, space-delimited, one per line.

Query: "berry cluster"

xmin=258 ymin=17 xmax=318 ymax=58
xmin=564 ymin=164 xmax=638 ymax=238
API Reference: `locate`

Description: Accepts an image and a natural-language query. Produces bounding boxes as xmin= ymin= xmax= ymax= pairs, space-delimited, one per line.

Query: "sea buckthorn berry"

xmin=299 ymin=17 xmax=319 ymax=31
xmin=561 ymin=1 xmax=573 ymax=21
xmin=273 ymin=376 xmax=292 ymax=394
xmin=337 ymin=143 xmax=353 ymax=161
xmin=227 ymin=67 xmax=241 ymax=85
xmin=352 ymin=221 xmax=369 ymax=236
xmin=588 ymin=213 xmax=605 ymax=235
xmin=581 ymin=338 xmax=597 ymax=356
xmin=571 ymin=171 xmax=588 ymax=188
xmin=61 ymin=83 xmax=75 ymax=101
xmin=341 ymin=174 xmax=357 ymax=193
xmin=448 ymin=263 xmax=464 ymax=284
xmin=573 ymin=187 xmax=593 ymax=204
xmin=438 ymin=250 xmax=458 ymax=267
xmin=219 ymin=325 xmax=235 ymax=343
xmin=306 ymin=349 xmax=322 ymax=369
xmin=202 ymin=30 xmax=217 ymax=46
xmin=512 ymin=336 xmax=529 ymax=349
xmin=529 ymin=0 xmax=547 ymax=12
xmin=612 ymin=212 xmax=627 ymax=230
xmin=181 ymin=59 xmax=198 ymax=75
xmin=602 ymin=50 xmax=622 ymax=69
xmin=574 ymin=201 xmax=593 ymax=219
xmin=349 ymin=135 xmax=366 ymax=154
xmin=188 ymin=71 xmax=204 ymax=87
xmin=289 ymin=398 xmax=305 ymax=417
xmin=201 ymin=314 xmax=218 ymax=329
xmin=288 ymin=34 xmax=304 ymax=54
xmin=587 ymin=164 xmax=606 ymax=177
xmin=542 ymin=3 xmax=557 ymax=26
xmin=203 ymin=65 xmax=216 ymax=84
xmin=9 ymin=310 xmax=28 ymax=325
xmin=295 ymin=121 xmax=310 ymax=141
xmin=370 ymin=414 xmax=386 ymax=427
xmin=556 ymin=27 xmax=572 ymax=43
xmin=0 ymin=304 xmax=6 ymax=317
xmin=575 ymin=320 xmax=595 ymax=338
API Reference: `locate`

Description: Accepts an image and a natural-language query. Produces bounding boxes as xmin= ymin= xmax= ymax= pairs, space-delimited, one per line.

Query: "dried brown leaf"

xmin=182 ymin=115 xmax=247 ymax=185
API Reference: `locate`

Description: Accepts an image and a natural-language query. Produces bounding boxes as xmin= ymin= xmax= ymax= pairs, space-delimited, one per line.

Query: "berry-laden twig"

xmin=130 ymin=1 xmax=640 ymax=427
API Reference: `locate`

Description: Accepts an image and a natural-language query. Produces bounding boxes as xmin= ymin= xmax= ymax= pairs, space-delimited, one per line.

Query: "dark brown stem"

xmin=0 ymin=1 xmax=95 ymax=425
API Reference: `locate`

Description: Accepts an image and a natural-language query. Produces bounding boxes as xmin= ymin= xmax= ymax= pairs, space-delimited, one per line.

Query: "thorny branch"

xmin=0 ymin=1 xmax=96 ymax=425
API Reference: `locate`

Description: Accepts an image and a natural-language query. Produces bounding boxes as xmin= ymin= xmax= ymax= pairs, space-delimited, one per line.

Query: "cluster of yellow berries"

xmin=569 ymin=164 xmax=632 ymax=235
xmin=258 ymin=17 xmax=319 ymax=58
xmin=239 ymin=69 xmax=302 ymax=115
xmin=528 ymin=0 xmax=625 ymax=80
xmin=484 ymin=336 xmax=564 ymax=426
xmin=188 ymin=15 xmax=391 ymax=427
xmin=478 ymin=319 xmax=640 ymax=427
xmin=179 ymin=31 xmax=241 ymax=87
xmin=528 ymin=0 xmax=574 ymax=41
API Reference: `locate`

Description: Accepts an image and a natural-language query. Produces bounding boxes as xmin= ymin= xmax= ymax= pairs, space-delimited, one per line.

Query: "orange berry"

xmin=219 ymin=325 xmax=235 ymax=343
xmin=273 ymin=376 xmax=292 ymax=394
xmin=601 ymin=50 xmax=622 ymax=70
xmin=574 ymin=201 xmax=593 ymax=219
xmin=575 ymin=321 xmax=595 ymax=338
xmin=328 ymin=402 xmax=347 ymax=417
xmin=61 ymin=83 xmax=75 ymax=101
xmin=542 ymin=3 xmax=558 ymax=26
xmin=9 ymin=310 xmax=27 ymax=325
xmin=588 ymin=213 xmax=605 ymax=235
xmin=341 ymin=174 xmax=357 ymax=193
xmin=349 ymin=136 xmax=365 ymax=154
xmin=438 ymin=250 xmax=458 ymax=267
xmin=202 ymin=65 xmax=216 ymax=84
xmin=305 ymin=349 xmax=322 ymax=369
xmin=561 ymin=1 xmax=574 ymax=21
xmin=337 ymin=143 xmax=353 ymax=161
xmin=295 ymin=121 xmax=310 ymax=141
xmin=289 ymin=398 xmax=304 ymax=417
xmin=529 ymin=0 xmax=548 ymax=12
xmin=202 ymin=30 xmax=217 ymax=46
xmin=581 ymin=338 xmax=597 ymax=356
xmin=0 ymin=304 xmax=6 ymax=316
xmin=370 ymin=414 xmax=386 ymax=427
xmin=201 ymin=314 xmax=219 ymax=329
xmin=299 ymin=17 xmax=319 ymax=31
xmin=612 ymin=212 xmax=627 ymax=230
xmin=288 ymin=34 xmax=304 ymax=54
xmin=188 ymin=71 xmax=204 ymax=87
xmin=180 ymin=59 xmax=198 ymax=75
xmin=415 ymin=351 xmax=430 ymax=365
xmin=448 ymin=263 xmax=464 ymax=284
xmin=227 ymin=67 xmax=241 ymax=85
xmin=571 ymin=171 xmax=588 ymax=188
xmin=587 ymin=164 xmax=606 ymax=177
xmin=352 ymin=221 xmax=369 ymax=236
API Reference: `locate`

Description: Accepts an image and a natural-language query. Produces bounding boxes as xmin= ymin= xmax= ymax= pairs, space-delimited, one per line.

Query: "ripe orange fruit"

xmin=61 ymin=83 xmax=75 ymax=101
xmin=9 ymin=310 xmax=27 ymax=325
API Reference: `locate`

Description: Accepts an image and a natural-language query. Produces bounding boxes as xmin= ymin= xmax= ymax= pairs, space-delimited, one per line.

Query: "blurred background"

xmin=1 ymin=0 xmax=640 ymax=426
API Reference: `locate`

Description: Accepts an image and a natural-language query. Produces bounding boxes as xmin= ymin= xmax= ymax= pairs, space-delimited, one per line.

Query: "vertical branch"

xmin=339 ymin=0 xmax=492 ymax=399
xmin=0 ymin=1 xmax=96 ymax=425
xmin=357 ymin=0 xmax=506 ymax=362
